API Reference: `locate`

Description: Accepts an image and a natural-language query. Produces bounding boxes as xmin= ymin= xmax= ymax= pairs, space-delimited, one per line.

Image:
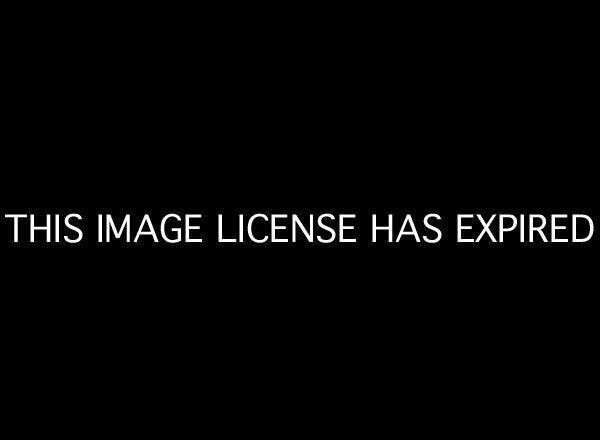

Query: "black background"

xmin=1 ymin=6 xmax=597 ymax=434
